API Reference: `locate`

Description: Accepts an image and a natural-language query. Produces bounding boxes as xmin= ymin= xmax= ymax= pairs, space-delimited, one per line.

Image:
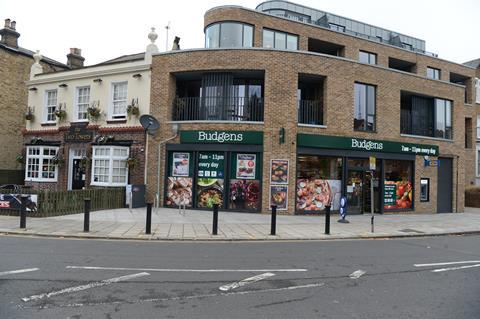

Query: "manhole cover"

xmin=399 ymin=228 xmax=424 ymax=234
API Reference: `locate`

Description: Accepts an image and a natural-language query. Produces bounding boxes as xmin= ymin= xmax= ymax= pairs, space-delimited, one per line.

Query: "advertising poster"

xmin=197 ymin=152 xmax=224 ymax=178
xmin=197 ymin=178 xmax=224 ymax=209
xmin=165 ymin=177 xmax=193 ymax=207
xmin=270 ymin=159 xmax=289 ymax=184
xmin=270 ymin=185 xmax=288 ymax=211
xmin=236 ymin=154 xmax=256 ymax=179
xmin=172 ymin=152 xmax=190 ymax=177
xmin=229 ymin=179 xmax=261 ymax=211
xmin=296 ymin=179 xmax=342 ymax=213
xmin=0 ymin=194 xmax=38 ymax=212
xmin=384 ymin=181 xmax=412 ymax=210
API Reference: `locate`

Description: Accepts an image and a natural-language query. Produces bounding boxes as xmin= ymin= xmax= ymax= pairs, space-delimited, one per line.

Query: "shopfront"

xmin=296 ymin=134 xmax=438 ymax=215
xmin=165 ymin=130 xmax=263 ymax=212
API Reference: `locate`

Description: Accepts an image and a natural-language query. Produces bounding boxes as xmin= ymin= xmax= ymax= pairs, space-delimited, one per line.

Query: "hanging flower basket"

xmin=54 ymin=109 xmax=67 ymax=121
xmin=126 ymin=157 xmax=139 ymax=168
xmin=87 ymin=106 xmax=101 ymax=120
xmin=51 ymin=154 xmax=65 ymax=167
xmin=127 ymin=105 xmax=140 ymax=117
xmin=25 ymin=112 xmax=34 ymax=121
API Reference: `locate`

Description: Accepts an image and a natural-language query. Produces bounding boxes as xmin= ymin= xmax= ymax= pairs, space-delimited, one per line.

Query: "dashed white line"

xmin=21 ymin=272 xmax=150 ymax=303
xmin=219 ymin=272 xmax=275 ymax=291
xmin=431 ymin=263 xmax=480 ymax=273
xmin=0 ymin=268 xmax=39 ymax=277
xmin=414 ymin=260 xmax=480 ymax=267
xmin=349 ymin=270 xmax=366 ymax=279
xmin=66 ymin=266 xmax=307 ymax=273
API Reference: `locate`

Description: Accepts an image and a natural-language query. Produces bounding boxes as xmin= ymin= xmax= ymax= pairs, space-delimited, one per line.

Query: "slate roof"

xmin=0 ymin=42 xmax=69 ymax=69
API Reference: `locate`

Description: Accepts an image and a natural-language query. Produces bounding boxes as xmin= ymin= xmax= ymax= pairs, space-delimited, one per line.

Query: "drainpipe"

xmin=155 ymin=124 xmax=179 ymax=208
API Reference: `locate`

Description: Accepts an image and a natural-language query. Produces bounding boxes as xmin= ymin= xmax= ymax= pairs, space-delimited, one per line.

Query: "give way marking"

xmin=0 ymin=268 xmax=39 ymax=277
xmin=414 ymin=260 xmax=480 ymax=273
xmin=219 ymin=272 xmax=275 ymax=291
xmin=22 ymin=272 xmax=150 ymax=303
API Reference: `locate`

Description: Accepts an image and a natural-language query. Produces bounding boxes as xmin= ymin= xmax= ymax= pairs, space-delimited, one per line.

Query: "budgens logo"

xmin=198 ymin=131 xmax=243 ymax=143
xmin=351 ymin=138 xmax=383 ymax=151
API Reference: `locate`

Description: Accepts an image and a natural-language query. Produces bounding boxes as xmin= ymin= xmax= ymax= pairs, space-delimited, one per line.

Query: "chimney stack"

xmin=67 ymin=48 xmax=85 ymax=69
xmin=0 ymin=18 xmax=20 ymax=48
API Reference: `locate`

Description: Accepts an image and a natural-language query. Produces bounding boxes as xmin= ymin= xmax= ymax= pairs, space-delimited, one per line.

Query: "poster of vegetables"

xmin=270 ymin=185 xmax=288 ymax=210
xmin=270 ymin=159 xmax=289 ymax=184
xmin=229 ymin=179 xmax=261 ymax=211
xmin=236 ymin=154 xmax=256 ymax=179
xmin=296 ymin=179 xmax=341 ymax=213
xmin=383 ymin=180 xmax=412 ymax=210
xmin=166 ymin=177 xmax=193 ymax=207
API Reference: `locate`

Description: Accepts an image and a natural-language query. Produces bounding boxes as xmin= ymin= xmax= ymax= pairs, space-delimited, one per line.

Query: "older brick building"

xmin=0 ymin=18 xmax=67 ymax=184
xmin=146 ymin=1 xmax=478 ymax=215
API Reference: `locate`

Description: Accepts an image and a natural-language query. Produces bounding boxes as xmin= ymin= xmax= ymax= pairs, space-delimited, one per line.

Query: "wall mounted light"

xmin=59 ymin=83 xmax=68 ymax=88
xmin=28 ymin=87 xmax=37 ymax=92
xmin=132 ymin=73 xmax=142 ymax=79
xmin=93 ymin=78 xmax=102 ymax=83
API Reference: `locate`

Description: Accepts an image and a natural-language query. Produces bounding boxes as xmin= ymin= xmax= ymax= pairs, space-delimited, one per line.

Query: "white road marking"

xmin=21 ymin=272 xmax=150 ymax=303
xmin=349 ymin=269 xmax=366 ymax=279
xmin=414 ymin=260 xmax=480 ymax=267
xmin=0 ymin=268 xmax=39 ymax=277
xmin=219 ymin=272 xmax=275 ymax=291
xmin=66 ymin=266 xmax=307 ymax=272
xmin=431 ymin=264 xmax=480 ymax=273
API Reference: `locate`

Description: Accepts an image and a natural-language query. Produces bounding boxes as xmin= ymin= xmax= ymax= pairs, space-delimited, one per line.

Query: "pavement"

xmin=0 ymin=207 xmax=479 ymax=241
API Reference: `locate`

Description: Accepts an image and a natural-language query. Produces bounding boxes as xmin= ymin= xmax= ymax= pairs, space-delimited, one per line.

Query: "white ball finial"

xmin=148 ymin=27 xmax=158 ymax=44
xmin=33 ymin=50 xmax=42 ymax=64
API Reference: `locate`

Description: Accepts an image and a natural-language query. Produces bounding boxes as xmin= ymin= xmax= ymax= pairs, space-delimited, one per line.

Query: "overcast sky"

xmin=1 ymin=0 xmax=478 ymax=66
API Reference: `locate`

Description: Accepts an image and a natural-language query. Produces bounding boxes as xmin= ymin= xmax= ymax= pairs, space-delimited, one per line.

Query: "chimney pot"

xmin=10 ymin=21 xmax=16 ymax=30
xmin=4 ymin=19 xmax=10 ymax=28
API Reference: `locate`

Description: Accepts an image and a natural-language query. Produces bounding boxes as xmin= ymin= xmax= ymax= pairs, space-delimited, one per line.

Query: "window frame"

xmin=354 ymin=82 xmax=376 ymax=132
xmin=427 ymin=67 xmax=441 ymax=80
xmin=262 ymin=28 xmax=298 ymax=50
xmin=434 ymin=98 xmax=453 ymax=139
xmin=359 ymin=50 xmax=377 ymax=65
xmin=204 ymin=22 xmax=254 ymax=48
xmin=91 ymin=145 xmax=129 ymax=187
xmin=477 ymin=146 xmax=480 ymax=177
xmin=110 ymin=81 xmax=128 ymax=119
xmin=475 ymin=78 xmax=480 ymax=104
xmin=74 ymin=86 xmax=90 ymax=121
xmin=25 ymin=146 xmax=59 ymax=182
xmin=44 ymin=89 xmax=58 ymax=123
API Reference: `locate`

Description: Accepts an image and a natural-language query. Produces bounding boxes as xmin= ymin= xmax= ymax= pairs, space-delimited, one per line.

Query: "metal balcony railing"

xmin=172 ymin=96 xmax=264 ymax=122
xmin=298 ymin=100 xmax=323 ymax=125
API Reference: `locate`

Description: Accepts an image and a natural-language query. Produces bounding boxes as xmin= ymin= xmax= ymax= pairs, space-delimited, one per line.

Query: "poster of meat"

xmin=0 ymin=194 xmax=38 ymax=212
xmin=296 ymin=179 xmax=342 ymax=213
xmin=236 ymin=154 xmax=256 ymax=179
xmin=270 ymin=159 xmax=288 ymax=184
xmin=270 ymin=185 xmax=288 ymax=211
xmin=172 ymin=153 xmax=190 ymax=177
xmin=229 ymin=179 xmax=261 ymax=211
xmin=166 ymin=177 xmax=193 ymax=207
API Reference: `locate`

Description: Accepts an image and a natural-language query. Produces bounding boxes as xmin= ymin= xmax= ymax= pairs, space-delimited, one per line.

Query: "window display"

xmin=384 ymin=160 xmax=413 ymax=210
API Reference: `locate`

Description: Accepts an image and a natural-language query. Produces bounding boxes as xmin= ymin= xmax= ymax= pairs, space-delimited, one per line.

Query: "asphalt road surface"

xmin=1 ymin=235 xmax=480 ymax=319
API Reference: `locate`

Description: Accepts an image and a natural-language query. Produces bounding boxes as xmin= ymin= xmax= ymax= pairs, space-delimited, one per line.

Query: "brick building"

xmin=22 ymin=28 xmax=160 ymax=191
xmin=0 ymin=18 xmax=67 ymax=184
xmin=146 ymin=1 xmax=478 ymax=215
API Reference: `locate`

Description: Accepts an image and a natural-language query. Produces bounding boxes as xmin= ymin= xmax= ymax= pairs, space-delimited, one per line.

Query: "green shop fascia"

xmin=164 ymin=130 xmax=264 ymax=212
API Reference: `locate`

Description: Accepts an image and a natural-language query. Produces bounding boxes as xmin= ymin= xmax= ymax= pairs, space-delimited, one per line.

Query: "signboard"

xmin=383 ymin=184 xmax=397 ymax=206
xmin=369 ymin=156 xmax=376 ymax=171
xmin=197 ymin=152 xmax=224 ymax=178
xmin=270 ymin=159 xmax=289 ymax=184
xmin=270 ymin=185 xmax=288 ymax=211
xmin=424 ymin=159 xmax=439 ymax=167
xmin=235 ymin=154 xmax=256 ymax=179
xmin=0 ymin=194 xmax=38 ymax=212
xmin=64 ymin=123 xmax=93 ymax=143
xmin=297 ymin=134 xmax=439 ymax=156
xmin=180 ymin=130 xmax=263 ymax=145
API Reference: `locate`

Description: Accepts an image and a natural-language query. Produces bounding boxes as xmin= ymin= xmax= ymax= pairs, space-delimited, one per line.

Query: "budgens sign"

xmin=298 ymin=134 xmax=439 ymax=156
xmin=180 ymin=130 xmax=263 ymax=145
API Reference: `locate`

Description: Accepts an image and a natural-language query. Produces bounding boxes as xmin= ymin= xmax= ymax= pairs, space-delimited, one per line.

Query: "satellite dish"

xmin=139 ymin=114 xmax=160 ymax=135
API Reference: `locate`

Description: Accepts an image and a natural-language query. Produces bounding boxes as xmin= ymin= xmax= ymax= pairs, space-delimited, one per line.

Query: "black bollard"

xmin=325 ymin=205 xmax=331 ymax=235
xmin=212 ymin=204 xmax=219 ymax=235
xmin=83 ymin=198 xmax=91 ymax=232
xmin=270 ymin=205 xmax=277 ymax=235
xmin=19 ymin=195 xmax=28 ymax=229
xmin=146 ymin=203 xmax=152 ymax=234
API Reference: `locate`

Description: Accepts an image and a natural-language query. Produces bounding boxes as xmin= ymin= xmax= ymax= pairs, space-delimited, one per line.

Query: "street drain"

xmin=399 ymin=229 xmax=425 ymax=234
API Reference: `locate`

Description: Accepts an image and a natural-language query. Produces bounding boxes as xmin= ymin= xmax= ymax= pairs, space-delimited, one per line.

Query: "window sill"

xmin=90 ymin=182 xmax=127 ymax=187
xmin=25 ymin=179 xmax=58 ymax=183
xmin=70 ymin=120 xmax=89 ymax=124
xmin=298 ymin=123 xmax=327 ymax=129
xmin=40 ymin=122 xmax=57 ymax=127
xmin=354 ymin=129 xmax=377 ymax=133
xmin=400 ymin=133 xmax=454 ymax=142
xmin=106 ymin=119 xmax=127 ymax=124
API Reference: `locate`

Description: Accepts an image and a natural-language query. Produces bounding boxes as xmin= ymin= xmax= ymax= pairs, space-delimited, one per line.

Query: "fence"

xmin=0 ymin=187 xmax=125 ymax=217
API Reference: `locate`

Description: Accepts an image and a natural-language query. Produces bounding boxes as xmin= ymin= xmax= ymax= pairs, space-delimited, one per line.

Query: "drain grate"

xmin=399 ymin=228 xmax=425 ymax=234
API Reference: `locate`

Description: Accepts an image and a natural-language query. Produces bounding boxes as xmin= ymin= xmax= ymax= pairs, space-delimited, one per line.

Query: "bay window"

xmin=91 ymin=146 xmax=129 ymax=186
xmin=25 ymin=146 xmax=58 ymax=182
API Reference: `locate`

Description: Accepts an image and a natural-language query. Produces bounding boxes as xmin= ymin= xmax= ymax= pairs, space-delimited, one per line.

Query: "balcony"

xmin=172 ymin=96 xmax=264 ymax=122
xmin=298 ymin=100 xmax=323 ymax=126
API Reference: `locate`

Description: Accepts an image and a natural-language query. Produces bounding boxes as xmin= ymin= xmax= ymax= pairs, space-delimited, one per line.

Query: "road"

xmin=1 ymin=235 xmax=480 ymax=319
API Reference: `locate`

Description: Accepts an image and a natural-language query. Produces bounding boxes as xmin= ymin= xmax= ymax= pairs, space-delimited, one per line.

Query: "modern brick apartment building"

xmin=147 ymin=0 xmax=479 ymax=215
xmin=0 ymin=18 xmax=67 ymax=184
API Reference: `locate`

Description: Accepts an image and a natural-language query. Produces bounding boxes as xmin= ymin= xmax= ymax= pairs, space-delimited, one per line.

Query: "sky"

xmin=1 ymin=0 xmax=478 ymax=66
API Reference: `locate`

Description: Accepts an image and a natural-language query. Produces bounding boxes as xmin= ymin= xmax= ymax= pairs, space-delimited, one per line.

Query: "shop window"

xmin=354 ymin=82 xmax=376 ymax=132
xmin=420 ymin=178 xmax=429 ymax=202
xmin=75 ymin=86 xmax=90 ymax=121
xmin=91 ymin=146 xmax=129 ymax=186
xmin=166 ymin=152 xmax=194 ymax=208
xmin=384 ymin=160 xmax=413 ymax=210
xmin=110 ymin=82 xmax=128 ymax=119
xmin=44 ymin=89 xmax=57 ymax=122
xmin=296 ymin=156 xmax=343 ymax=213
xmin=25 ymin=146 xmax=59 ymax=182
xmin=228 ymin=153 xmax=261 ymax=211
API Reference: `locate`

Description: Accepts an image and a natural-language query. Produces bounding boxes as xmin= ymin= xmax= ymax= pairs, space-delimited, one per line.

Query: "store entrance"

xmin=346 ymin=158 xmax=381 ymax=214
xmin=346 ymin=170 xmax=364 ymax=214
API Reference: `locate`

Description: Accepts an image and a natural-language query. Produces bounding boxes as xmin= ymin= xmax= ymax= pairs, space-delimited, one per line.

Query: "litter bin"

xmin=126 ymin=184 xmax=145 ymax=208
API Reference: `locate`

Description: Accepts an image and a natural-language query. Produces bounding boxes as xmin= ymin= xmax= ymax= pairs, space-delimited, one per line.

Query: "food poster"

xmin=197 ymin=152 xmax=225 ymax=209
xmin=165 ymin=177 xmax=193 ymax=207
xmin=270 ymin=185 xmax=288 ymax=210
xmin=229 ymin=179 xmax=261 ymax=211
xmin=296 ymin=179 xmax=342 ymax=213
xmin=235 ymin=154 xmax=256 ymax=179
xmin=384 ymin=181 xmax=412 ymax=210
xmin=270 ymin=159 xmax=289 ymax=184
xmin=172 ymin=152 xmax=190 ymax=177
